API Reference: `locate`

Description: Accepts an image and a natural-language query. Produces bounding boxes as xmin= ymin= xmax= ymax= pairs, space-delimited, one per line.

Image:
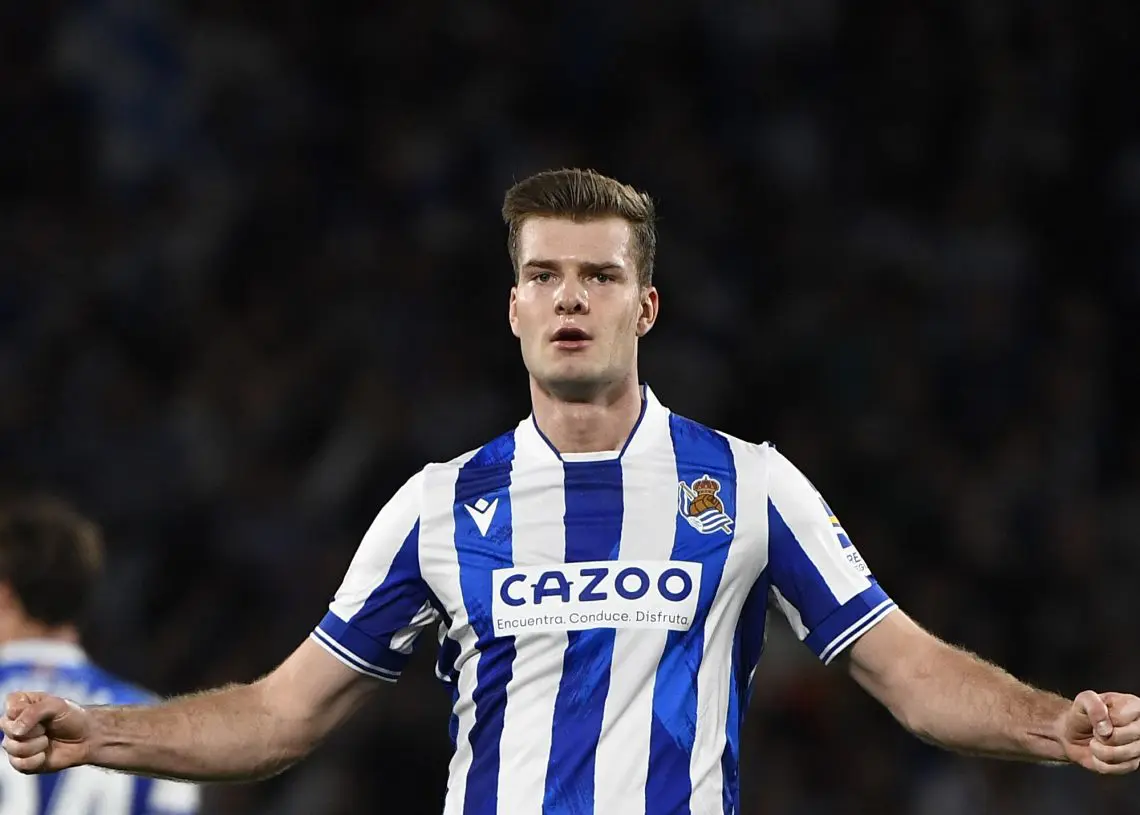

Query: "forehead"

xmin=516 ymin=217 xmax=633 ymax=268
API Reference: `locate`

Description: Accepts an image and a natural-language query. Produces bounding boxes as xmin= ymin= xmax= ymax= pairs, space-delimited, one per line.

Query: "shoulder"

xmin=423 ymin=426 xmax=519 ymax=475
xmin=666 ymin=410 xmax=776 ymax=465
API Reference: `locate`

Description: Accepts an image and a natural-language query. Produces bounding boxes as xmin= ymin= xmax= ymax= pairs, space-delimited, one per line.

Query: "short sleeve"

xmin=310 ymin=470 xmax=440 ymax=681
xmin=765 ymin=448 xmax=896 ymax=664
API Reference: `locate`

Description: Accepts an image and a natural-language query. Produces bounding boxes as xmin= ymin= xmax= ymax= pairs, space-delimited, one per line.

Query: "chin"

xmin=534 ymin=369 xmax=619 ymax=402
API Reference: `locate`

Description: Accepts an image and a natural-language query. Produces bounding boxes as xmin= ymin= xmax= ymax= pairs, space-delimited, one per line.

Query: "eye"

xmin=594 ymin=272 xmax=614 ymax=283
xmin=532 ymin=271 xmax=553 ymax=283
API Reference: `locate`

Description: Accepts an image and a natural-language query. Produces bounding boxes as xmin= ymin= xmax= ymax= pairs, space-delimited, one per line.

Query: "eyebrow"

xmin=522 ymin=259 xmax=624 ymax=273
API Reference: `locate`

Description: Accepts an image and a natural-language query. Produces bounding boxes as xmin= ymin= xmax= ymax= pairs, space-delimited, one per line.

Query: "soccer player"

xmin=0 ymin=497 xmax=199 ymax=815
xmin=3 ymin=169 xmax=1139 ymax=814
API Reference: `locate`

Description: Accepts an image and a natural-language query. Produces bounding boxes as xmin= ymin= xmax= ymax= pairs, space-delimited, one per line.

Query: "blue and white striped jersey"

xmin=312 ymin=387 xmax=896 ymax=815
xmin=0 ymin=640 xmax=200 ymax=815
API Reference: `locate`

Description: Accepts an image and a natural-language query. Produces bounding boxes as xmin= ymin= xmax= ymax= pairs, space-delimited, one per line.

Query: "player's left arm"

xmin=763 ymin=445 xmax=1140 ymax=775
xmin=844 ymin=609 xmax=1140 ymax=774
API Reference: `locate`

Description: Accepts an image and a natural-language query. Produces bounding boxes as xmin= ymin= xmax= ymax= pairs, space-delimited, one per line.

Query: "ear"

xmin=635 ymin=285 xmax=659 ymax=337
xmin=508 ymin=286 xmax=520 ymax=338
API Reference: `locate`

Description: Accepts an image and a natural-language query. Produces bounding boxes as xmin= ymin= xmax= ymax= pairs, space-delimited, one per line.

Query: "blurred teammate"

xmin=3 ymin=169 xmax=1140 ymax=815
xmin=0 ymin=497 xmax=199 ymax=815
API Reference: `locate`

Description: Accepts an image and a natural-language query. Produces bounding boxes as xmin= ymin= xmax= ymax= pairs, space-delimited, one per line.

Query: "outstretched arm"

xmin=4 ymin=468 xmax=435 ymax=784
xmin=846 ymin=610 xmax=1140 ymax=774
xmin=2 ymin=638 xmax=379 ymax=782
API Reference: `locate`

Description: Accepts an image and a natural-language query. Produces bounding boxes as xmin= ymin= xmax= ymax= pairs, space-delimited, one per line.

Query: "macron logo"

xmin=464 ymin=497 xmax=499 ymax=536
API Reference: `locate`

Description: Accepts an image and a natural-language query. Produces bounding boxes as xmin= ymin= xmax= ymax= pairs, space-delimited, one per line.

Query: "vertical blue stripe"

xmin=432 ymin=582 xmax=461 ymax=748
xmin=364 ymin=520 xmax=425 ymax=632
xmin=449 ymin=686 xmax=461 ymax=749
xmin=645 ymin=417 xmax=737 ymax=814
xmin=767 ymin=500 xmax=840 ymax=629
xmin=723 ymin=658 xmax=741 ymax=815
xmin=427 ymin=586 xmax=460 ymax=686
xmin=722 ymin=573 xmax=769 ymax=815
xmin=454 ymin=432 xmax=517 ymax=815
xmin=39 ymin=775 xmax=60 ymax=810
xmin=133 ymin=777 xmax=149 ymax=815
xmin=543 ymin=459 xmax=624 ymax=815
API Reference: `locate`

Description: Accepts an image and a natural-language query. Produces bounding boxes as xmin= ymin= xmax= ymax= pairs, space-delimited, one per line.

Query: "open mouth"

xmin=549 ymin=326 xmax=592 ymax=348
xmin=551 ymin=326 xmax=591 ymax=342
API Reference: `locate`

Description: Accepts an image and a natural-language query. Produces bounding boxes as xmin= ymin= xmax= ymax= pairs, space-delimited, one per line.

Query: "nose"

xmin=554 ymin=277 xmax=588 ymax=315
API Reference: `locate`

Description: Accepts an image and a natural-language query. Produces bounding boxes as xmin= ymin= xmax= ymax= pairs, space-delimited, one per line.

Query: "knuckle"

xmin=1106 ymin=728 xmax=1134 ymax=746
xmin=1099 ymin=760 xmax=1123 ymax=775
xmin=10 ymin=754 xmax=43 ymax=774
xmin=1098 ymin=744 xmax=1140 ymax=765
xmin=6 ymin=740 xmax=36 ymax=759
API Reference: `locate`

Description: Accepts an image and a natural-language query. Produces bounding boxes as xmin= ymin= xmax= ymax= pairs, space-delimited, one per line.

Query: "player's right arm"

xmin=2 ymin=468 xmax=439 ymax=782
xmin=2 ymin=623 xmax=376 ymax=781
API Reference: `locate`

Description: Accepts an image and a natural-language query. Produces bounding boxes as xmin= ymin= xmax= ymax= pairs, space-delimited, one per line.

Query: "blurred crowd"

xmin=3 ymin=1 xmax=1140 ymax=812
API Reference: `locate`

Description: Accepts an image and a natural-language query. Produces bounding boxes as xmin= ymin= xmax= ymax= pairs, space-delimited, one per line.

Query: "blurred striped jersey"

xmin=0 ymin=641 xmax=199 ymax=815
xmin=312 ymin=387 xmax=895 ymax=815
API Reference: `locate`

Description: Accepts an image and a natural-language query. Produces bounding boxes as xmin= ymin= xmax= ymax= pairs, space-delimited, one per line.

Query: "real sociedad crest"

xmin=677 ymin=474 xmax=734 ymax=535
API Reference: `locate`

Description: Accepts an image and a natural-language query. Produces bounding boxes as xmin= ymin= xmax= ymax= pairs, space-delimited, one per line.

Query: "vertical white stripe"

xmin=593 ymin=407 xmax=678 ymax=815
xmin=420 ymin=459 xmax=481 ymax=815
xmin=495 ymin=423 xmax=568 ymax=813
xmin=767 ymin=448 xmax=871 ymax=604
xmin=688 ymin=436 xmax=770 ymax=814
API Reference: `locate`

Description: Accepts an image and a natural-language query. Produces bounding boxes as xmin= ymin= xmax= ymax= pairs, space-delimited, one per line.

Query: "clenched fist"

xmin=1 ymin=691 xmax=92 ymax=774
xmin=1059 ymin=690 xmax=1140 ymax=774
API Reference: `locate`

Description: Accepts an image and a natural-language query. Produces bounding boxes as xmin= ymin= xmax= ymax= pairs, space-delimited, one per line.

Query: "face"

xmin=509 ymin=217 xmax=658 ymax=400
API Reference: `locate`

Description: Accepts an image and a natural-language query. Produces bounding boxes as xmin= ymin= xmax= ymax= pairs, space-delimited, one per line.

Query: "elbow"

xmin=856 ymin=645 xmax=942 ymax=741
xmin=847 ymin=611 xmax=956 ymax=747
xmin=897 ymin=701 xmax=937 ymax=745
xmin=880 ymin=679 xmax=928 ymax=740
xmin=247 ymin=677 xmax=324 ymax=775
xmin=886 ymin=661 xmax=929 ymax=734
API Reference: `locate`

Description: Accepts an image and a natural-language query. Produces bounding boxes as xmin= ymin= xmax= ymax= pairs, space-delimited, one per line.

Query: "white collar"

xmin=521 ymin=383 xmax=669 ymax=463
xmin=0 ymin=639 xmax=88 ymax=667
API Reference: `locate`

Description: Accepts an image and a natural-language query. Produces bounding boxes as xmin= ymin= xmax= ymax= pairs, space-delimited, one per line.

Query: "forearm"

xmin=884 ymin=640 xmax=1069 ymax=763
xmin=87 ymin=681 xmax=315 ymax=782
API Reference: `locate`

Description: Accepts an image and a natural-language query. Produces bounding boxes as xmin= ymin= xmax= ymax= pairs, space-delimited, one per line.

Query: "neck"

xmin=530 ymin=374 xmax=644 ymax=455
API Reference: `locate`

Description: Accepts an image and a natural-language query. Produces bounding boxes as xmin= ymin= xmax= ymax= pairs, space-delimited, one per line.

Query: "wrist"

xmin=1033 ymin=698 xmax=1074 ymax=764
xmin=82 ymin=705 xmax=115 ymax=768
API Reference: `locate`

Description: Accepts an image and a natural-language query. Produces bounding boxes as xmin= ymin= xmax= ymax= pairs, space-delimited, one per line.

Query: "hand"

xmin=1058 ymin=690 xmax=1140 ymax=774
xmin=1 ymin=691 xmax=92 ymax=773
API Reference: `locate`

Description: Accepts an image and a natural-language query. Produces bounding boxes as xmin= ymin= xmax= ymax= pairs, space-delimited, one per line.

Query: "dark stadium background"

xmin=4 ymin=2 xmax=1140 ymax=813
